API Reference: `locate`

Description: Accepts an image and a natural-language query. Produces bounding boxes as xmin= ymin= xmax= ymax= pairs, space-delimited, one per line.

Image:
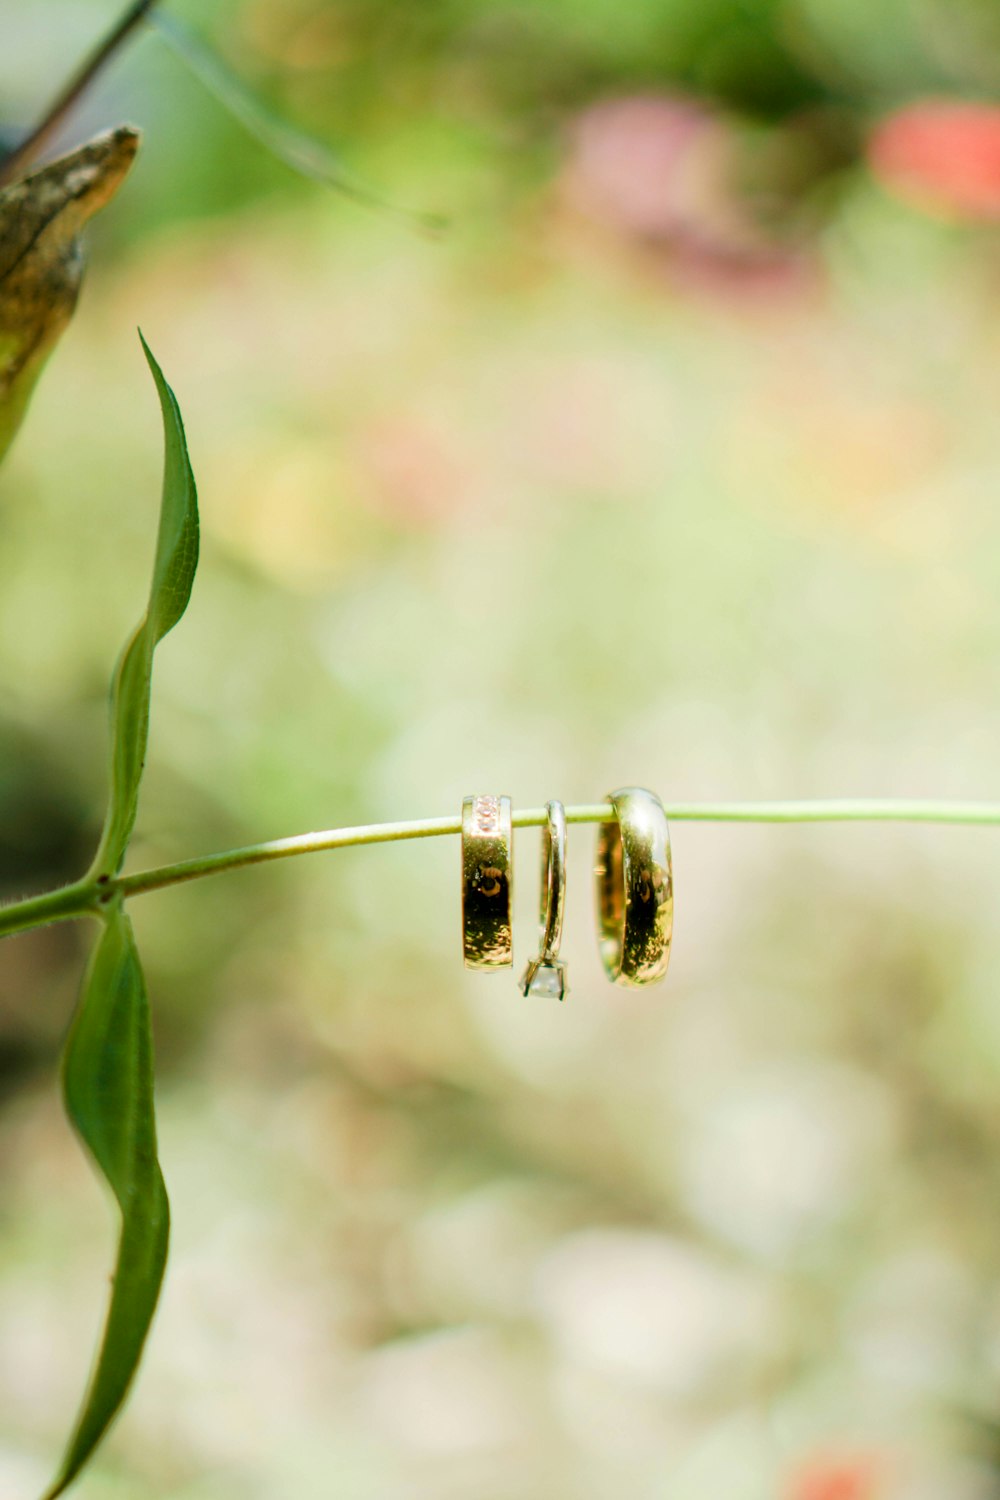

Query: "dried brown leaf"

xmin=0 ymin=126 xmax=139 ymax=462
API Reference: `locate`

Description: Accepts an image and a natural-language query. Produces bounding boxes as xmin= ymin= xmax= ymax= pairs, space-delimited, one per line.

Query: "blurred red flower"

xmin=869 ymin=100 xmax=1000 ymax=218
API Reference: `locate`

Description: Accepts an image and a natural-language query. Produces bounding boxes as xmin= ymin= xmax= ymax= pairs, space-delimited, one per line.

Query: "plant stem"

xmin=3 ymin=798 xmax=1000 ymax=942
xmin=0 ymin=878 xmax=99 ymax=938
xmin=0 ymin=0 xmax=156 ymax=189
xmin=116 ymin=797 xmax=1000 ymax=899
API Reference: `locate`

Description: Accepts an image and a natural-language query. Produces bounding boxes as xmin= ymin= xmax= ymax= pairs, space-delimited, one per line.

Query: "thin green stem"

xmin=0 ymin=878 xmax=100 ymax=938
xmin=3 ymin=799 xmax=1000 ymax=943
xmin=116 ymin=797 xmax=1000 ymax=900
xmin=662 ymin=799 xmax=1000 ymax=824
xmin=0 ymin=0 xmax=156 ymax=189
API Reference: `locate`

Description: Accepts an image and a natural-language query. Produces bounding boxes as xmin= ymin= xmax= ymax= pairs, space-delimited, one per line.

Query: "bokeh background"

xmin=4 ymin=2 xmax=1000 ymax=1496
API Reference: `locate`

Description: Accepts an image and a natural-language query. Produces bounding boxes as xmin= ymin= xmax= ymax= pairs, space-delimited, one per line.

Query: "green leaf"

xmin=90 ymin=337 xmax=199 ymax=877
xmin=151 ymin=11 xmax=443 ymax=232
xmin=44 ymin=900 xmax=169 ymax=1500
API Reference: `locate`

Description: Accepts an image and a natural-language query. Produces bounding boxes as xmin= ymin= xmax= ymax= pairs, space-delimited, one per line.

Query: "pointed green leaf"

xmin=90 ymin=337 xmax=199 ymax=877
xmin=44 ymin=901 xmax=169 ymax=1500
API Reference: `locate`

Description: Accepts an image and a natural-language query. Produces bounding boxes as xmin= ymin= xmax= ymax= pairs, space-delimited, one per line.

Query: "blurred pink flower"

xmin=354 ymin=415 xmax=471 ymax=525
xmin=557 ymin=93 xmax=816 ymax=299
xmin=869 ymin=100 xmax=1000 ymax=218
xmin=787 ymin=1454 xmax=881 ymax=1500
xmin=561 ymin=94 xmax=719 ymax=240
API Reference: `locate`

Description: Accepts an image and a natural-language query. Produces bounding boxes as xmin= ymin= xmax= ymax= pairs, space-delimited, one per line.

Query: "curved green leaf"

xmin=151 ymin=11 xmax=443 ymax=232
xmin=89 ymin=337 xmax=199 ymax=877
xmin=44 ymin=901 xmax=169 ymax=1500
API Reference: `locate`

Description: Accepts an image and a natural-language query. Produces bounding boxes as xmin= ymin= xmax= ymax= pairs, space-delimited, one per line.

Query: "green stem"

xmin=0 ymin=877 xmax=100 ymax=938
xmin=3 ymin=798 xmax=1000 ymax=942
xmin=115 ymin=797 xmax=1000 ymax=898
xmin=662 ymin=798 xmax=1000 ymax=824
xmin=0 ymin=0 xmax=156 ymax=188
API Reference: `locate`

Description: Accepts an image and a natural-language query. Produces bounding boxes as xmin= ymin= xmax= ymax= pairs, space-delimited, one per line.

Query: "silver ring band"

xmin=520 ymin=800 xmax=568 ymax=1000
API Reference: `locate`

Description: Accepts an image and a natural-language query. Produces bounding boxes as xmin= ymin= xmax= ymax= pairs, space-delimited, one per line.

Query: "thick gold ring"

xmin=519 ymin=800 xmax=568 ymax=1001
xmin=595 ymin=787 xmax=673 ymax=986
xmin=462 ymin=795 xmax=514 ymax=969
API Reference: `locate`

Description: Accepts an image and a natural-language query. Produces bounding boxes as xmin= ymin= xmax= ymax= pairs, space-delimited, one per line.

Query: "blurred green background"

xmin=5 ymin=2 xmax=1000 ymax=1496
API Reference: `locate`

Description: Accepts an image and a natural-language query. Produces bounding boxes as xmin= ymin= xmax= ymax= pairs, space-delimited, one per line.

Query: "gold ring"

xmin=595 ymin=787 xmax=673 ymax=986
xmin=519 ymin=800 xmax=568 ymax=1001
xmin=462 ymin=794 xmax=513 ymax=969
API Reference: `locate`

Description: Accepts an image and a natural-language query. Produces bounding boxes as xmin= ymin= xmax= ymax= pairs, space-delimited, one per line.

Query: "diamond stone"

xmin=519 ymin=959 xmax=567 ymax=1001
xmin=472 ymin=795 xmax=501 ymax=834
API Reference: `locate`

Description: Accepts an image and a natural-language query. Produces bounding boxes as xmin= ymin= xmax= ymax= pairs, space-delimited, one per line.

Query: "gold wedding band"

xmin=519 ymin=800 xmax=568 ymax=1001
xmin=462 ymin=795 xmax=513 ymax=969
xmin=595 ymin=787 xmax=673 ymax=986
